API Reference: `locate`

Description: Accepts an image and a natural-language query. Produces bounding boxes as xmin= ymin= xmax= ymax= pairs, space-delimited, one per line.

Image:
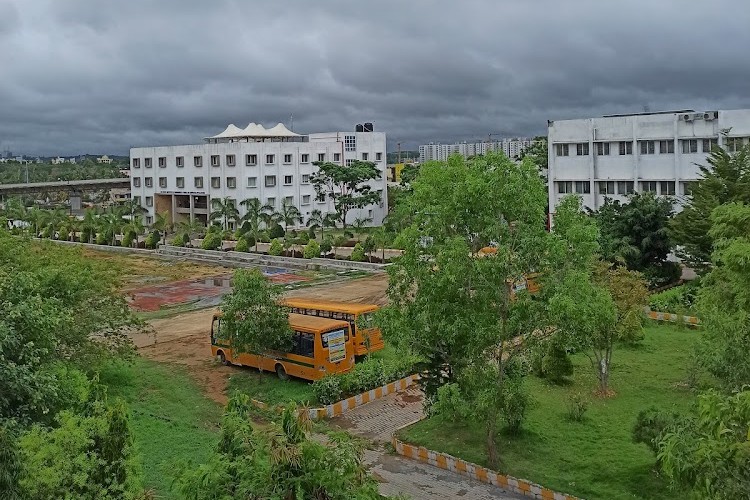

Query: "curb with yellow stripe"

xmin=391 ymin=436 xmax=581 ymax=500
xmin=250 ymin=374 xmax=420 ymax=420
xmin=644 ymin=308 xmax=700 ymax=326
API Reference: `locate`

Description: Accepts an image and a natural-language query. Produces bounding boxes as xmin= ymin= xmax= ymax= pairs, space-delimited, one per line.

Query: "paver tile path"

xmin=332 ymin=386 xmax=524 ymax=499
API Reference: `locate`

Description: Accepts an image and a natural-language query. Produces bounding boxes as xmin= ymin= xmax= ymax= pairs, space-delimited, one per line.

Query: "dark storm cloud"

xmin=1 ymin=0 xmax=749 ymax=156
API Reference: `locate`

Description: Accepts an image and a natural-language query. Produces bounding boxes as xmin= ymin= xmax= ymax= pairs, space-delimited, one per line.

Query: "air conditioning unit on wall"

xmin=703 ymin=111 xmax=718 ymax=121
xmin=682 ymin=113 xmax=694 ymax=122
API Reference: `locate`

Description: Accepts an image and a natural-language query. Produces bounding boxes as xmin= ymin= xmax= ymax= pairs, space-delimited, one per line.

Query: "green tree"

xmin=350 ymin=242 xmax=365 ymax=262
xmin=210 ymin=197 xmax=239 ymax=231
xmin=219 ymin=269 xmax=292 ymax=377
xmin=81 ymin=208 xmax=99 ymax=244
xmin=24 ymin=206 xmax=44 ymax=238
xmin=351 ymin=216 xmax=372 ymax=242
xmin=518 ymin=136 xmax=548 ymax=170
xmin=310 ymin=160 xmax=382 ymax=230
xmin=0 ymin=424 xmax=21 ymax=499
xmin=175 ymin=217 xmax=205 ymax=247
xmin=125 ymin=214 xmax=145 ymax=248
xmin=99 ymin=209 xmax=124 ymax=246
xmin=305 ymin=209 xmax=325 ymax=240
xmin=333 ymin=234 xmax=347 ymax=259
xmin=239 ymin=198 xmax=271 ymax=252
xmin=694 ymin=202 xmax=750 ymax=390
xmin=269 ymin=238 xmax=283 ymax=256
xmin=152 ymin=211 xmax=171 ymax=245
xmin=278 ymin=198 xmax=302 ymax=235
xmin=303 ymin=239 xmax=321 ymax=259
xmin=670 ymin=144 xmax=750 ymax=272
xmin=383 ymin=152 xmax=553 ymax=467
xmin=657 ymin=389 xmax=750 ymax=499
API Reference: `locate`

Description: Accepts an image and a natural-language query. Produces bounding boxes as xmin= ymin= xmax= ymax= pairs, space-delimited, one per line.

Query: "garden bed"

xmin=397 ymin=324 xmax=697 ymax=500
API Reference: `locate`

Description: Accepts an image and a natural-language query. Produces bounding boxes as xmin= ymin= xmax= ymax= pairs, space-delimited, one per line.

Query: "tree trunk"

xmin=486 ymin=415 xmax=498 ymax=470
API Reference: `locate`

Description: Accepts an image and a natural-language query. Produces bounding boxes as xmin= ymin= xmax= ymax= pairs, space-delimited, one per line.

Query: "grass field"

xmin=100 ymin=357 xmax=223 ymax=499
xmin=399 ymin=324 xmax=698 ymax=500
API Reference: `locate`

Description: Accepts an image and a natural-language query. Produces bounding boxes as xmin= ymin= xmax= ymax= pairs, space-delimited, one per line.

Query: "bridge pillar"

xmin=69 ymin=192 xmax=83 ymax=214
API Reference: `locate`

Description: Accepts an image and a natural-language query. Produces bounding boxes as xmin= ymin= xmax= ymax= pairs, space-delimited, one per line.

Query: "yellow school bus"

xmin=279 ymin=299 xmax=385 ymax=356
xmin=210 ymin=312 xmax=355 ymax=381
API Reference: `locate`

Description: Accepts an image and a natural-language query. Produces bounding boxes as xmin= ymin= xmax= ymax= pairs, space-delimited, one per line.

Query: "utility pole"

xmin=397 ymin=142 xmax=402 ymax=164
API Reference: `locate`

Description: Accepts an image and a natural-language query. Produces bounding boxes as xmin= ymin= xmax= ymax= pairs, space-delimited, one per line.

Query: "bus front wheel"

xmin=275 ymin=364 xmax=288 ymax=381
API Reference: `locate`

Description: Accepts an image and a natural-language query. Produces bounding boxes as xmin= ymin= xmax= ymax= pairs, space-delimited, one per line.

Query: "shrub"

xmin=201 ymin=232 xmax=222 ymax=250
xmin=121 ymin=230 xmax=134 ymax=248
xmin=95 ymin=233 xmax=107 ymax=245
xmin=144 ymin=230 xmax=161 ymax=249
xmin=649 ymin=283 xmax=699 ymax=314
xmin=320 ymin=236 xmax=333 ymax=255
xmin=566 ymin=392 xmax=589 ymax=422
xmin=269 ymin=224 xmax=285 ymax=239
xmin=234 ymin=237 xmax=249 ymax=252
xmin=311 ymin=375 xmax=343 ymax=405
xmin=290 ymin=229 xmax=298 ymax=238
xmin=58 ymin=228 xmax=69 ymax=241
xmin=41 ymin=225 xmax=53 ymax=238
xmin=303 ymin=240 xmax=321 ymax=259
xmin=350 ymin=242 xmax=365 ymax=262
xmin=543 ymin=342 xmax=574 ymax=383
xmin=502 ymin=379 xmax=530 ymax=434
xmin=430 ymin=383 xmax=469 ymax=420
xmin=258 ymin=231 xmax=270 ymax=243
xmin=268 ymin=238 xmax=283 ymax=256
xmin=307 ymin=227 xmax=317 ymax=240
xmin=632 ymin=407 xmax=682 ymax=456
xmin=170 ymin=233 xmax=189 ymax=246
xmin=643 ymin=261 xmax=682 ymax=289
xmin=245 ymin=234 xmax=256 ymax=248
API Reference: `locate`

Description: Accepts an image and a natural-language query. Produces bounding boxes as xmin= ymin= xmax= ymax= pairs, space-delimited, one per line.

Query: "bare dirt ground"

xmin=136 ymin=273 xmax=390 ymax=404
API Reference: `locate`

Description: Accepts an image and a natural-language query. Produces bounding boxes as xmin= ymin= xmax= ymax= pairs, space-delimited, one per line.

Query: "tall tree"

xmin=670 ymin=144 xmax=750 ymax=272
xmin=310 ymin=160 xmax=381 ymax=230
xmin=277 ymin=198 xmax=302 ymax=235
xmin=518 ymin=136 xmax=548 ymax=171
xmin=305 ymin=209 xmax=325 ymax=240
xmin=99 ymin=210 xmax=124 ymax=246
xmin=81 ymin=208 xmax=99 ymax=243
xmin=239 ymin=198 xmax=271 ymax=252
xmin=176 ymin=217 xmax=205 ymax=247
xmin=125 ymin=214 xmax=145 ymax=247
xmin=210 ymin=197 xmax=239 ymax=231
xmin=383 ymin=152 xmax=553 ymax=467
xmin=152 ymin=211 xmax=172 ymax=245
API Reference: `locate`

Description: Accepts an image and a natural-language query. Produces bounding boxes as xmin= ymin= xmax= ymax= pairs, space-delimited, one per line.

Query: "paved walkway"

xmin=331 ymin=386 xmax=524 ymax=500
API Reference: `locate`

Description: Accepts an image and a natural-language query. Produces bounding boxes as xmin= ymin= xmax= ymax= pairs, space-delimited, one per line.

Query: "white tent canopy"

xmin=205 ymin=122 xmax=300 ymax=140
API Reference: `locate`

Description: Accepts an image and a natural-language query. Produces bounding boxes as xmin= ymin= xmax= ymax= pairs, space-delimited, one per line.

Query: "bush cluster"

xmin=201 ymin=232 xmax=222 ymax=250
xmin=144 ymin=230 xmax=160 ymax=249
xmin=303 ymin=240 xmax=321 ymax=259
xmin=648 ymin=282 xmax=699 ymax=314
xmin=312 ymin=356 xmax=417 ymax=405
xmin=268 ymin=238 xmax=283 ymax=256
xmin=234 ymin=237 xmax=250 ymax=252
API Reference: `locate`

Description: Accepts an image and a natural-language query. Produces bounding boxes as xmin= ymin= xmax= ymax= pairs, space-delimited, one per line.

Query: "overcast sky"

xmin=2 ymin=0 xmax=750 ymax=156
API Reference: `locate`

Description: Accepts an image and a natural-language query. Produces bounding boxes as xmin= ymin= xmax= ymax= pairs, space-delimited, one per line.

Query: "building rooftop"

xmin=205 ymin=122 xmax=300 ymax=141
xmin=601 ymin=109 xmax=696 ymax=118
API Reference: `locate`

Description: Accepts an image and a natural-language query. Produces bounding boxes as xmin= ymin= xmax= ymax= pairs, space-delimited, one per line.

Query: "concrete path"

xmin=331 ymin=386 xmax=524 ymax=500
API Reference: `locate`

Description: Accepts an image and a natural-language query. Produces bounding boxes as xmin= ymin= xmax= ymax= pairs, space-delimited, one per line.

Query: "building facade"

xmin=419 ymin=138 xmax=533 ymax=163
xmin=547 ymin=109 xmax=750 ymax=213
xmin=129 ymin=123 xmax=387 ymax=228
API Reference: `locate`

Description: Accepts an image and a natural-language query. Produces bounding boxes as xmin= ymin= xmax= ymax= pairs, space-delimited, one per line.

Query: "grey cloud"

xmin=1 ymin=0 xmax=749 ymax=156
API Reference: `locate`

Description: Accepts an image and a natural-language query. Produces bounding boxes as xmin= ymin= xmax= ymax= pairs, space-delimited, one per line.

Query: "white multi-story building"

xmin=129 ymin=122 xmax=387 ymax=227
xmin=418 ymin=138 xmax=533 ymax=163
xmin=547 ymin=109 xmax=750 ymax=214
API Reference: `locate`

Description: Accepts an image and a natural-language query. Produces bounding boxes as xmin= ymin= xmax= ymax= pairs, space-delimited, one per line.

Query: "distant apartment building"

xmin=418 ymin=138 xmax=533 ymax=163
xmin=129 ymin=122 xmax=387 ymax=227
xmin=547 ymin=109 xmax=750 ymax=214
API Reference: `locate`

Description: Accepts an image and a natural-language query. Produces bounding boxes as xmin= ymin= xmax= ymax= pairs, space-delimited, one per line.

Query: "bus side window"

xmin=211 ymin=319 xmax=221 ymax=341
xmin=292 ymin=332 xmax=314 ymax=358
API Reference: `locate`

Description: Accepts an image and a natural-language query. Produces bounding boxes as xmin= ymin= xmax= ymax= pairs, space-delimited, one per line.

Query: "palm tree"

xmin=176 ymin=217 xmax=205 ymax=247
xmin=277 ymin=200 xmax=303 ymax=256
xmin=210 ymin=197 xmax=239 ymax=231
xmin=152 ymin=211 xmax=172 ymax=245
xmin=305 ymin=209 xmax=324 ymax=241
xmin=323 ymin=212 xmax=338 ymax=235
xmin=64 ymin=217 xmax=81 ymax=242
xmin=4 ymin=198 xmax=26 ymax=224
xmin=373 ymin=227 xmax=389 ymax=262
xmin=25 ymin=207 xmax=44 ymax=237
xmin=239 ymin=198 xmax=272 ymax=252
xmin=99 ymin=210 xmax=124 ymax=246
xmin=126 ymin=214 xmax=145 ymax=247
xmin=351 ymin=216 xmax=372 ymax=242
xmin=118 ymin=198 xmax=147 ymax=218
xmin=81 ymin=208 xmax=99 ymax=243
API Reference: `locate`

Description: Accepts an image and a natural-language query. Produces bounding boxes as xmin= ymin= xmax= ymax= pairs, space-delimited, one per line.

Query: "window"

xmin=145 ymin=177 xmax=153 ymax=188
xmin=265 ymin=175 xmax=276 ymax=187
xmin=211 ymin=177 xmax=220 ymax=188
xmin=660 ymin=181 xmax=675 ymax=195
xmin=619 ymin=141 xmax=633 ymax=155
xmin=617 ymin=181 xmax=634 ymax=195
xmin=176 ymin=177 xmax=185 ymax=188
xmin=194 ymin=177 xmax=204 ymax=188
xmin=596 ymin=142 xmax=610 ymax=156
xmin=344 ymin=135 xmax=356 ymax=151
xmin=639 ymin=141 xmax=655 ymax=155
xmin=641 ymin=181 xmax=657 ymax=193
xmin=145 ymin=216 xmax=153 ymax=225
xmin=301 ymin=154 xmax=309 ymax=163
xmin=144 ymin=158 xmax=152 ymax=168
xmin=362 ymin=152 xmax=369 ymax=160
xmin=683 ymin=181 xmax=695 ymax=196
xmin=333 ymin=153 xmax=340 ymax=162
xmin=226 ymin=154 xmax=236 ymax=166
xmin=681 ymin=139 xmax=698 ymax=154
xmin=266 ymin=197 xmax=275 ymax=207
xmin=283 ymin=154 xmax=292 ymax=164
xmin=598 ymin=181 xmax=615 ymax=195
xmin=227 ymin=177 xmax=236 ymax=188
xmin=291 ymin=332 xmax=315 ymax=358
xmin=283 ymin=175 xmax=293 ymax=185
xmin=576 ymin=143 xmax=589 ymax=156
xmin=159 ymin=177 xmax=167 ymax=188
xmin=702 ymin=139 xmax=717 ymax=152
xmin=346 ymin=159 xmax=355 ymax=166
xmin=132 ymin=196 xmax=140 ymax=205
xmin=158 ymin=157 xmax=166 ymax=168
xmin=574 ymin=181 xmax=590 ymax=194
xmin=301 ymin=174 xmax=310 ymax=184
xmin=302 ymin=194 xmax=311 ymax=205
xmin=726 ymin=137 xmax=747 ymax=153
xmin=132 ymin=177 xmax=141 ymax=187
xmin=210 ymin=155 xmax=220 ymax=167
xmin=284 ymin=196 xmax=293 ymax=205
xmin=318 ymin=153 xmax=326 ymax=162
xmin=368 ymin=209 xmax=373 ymax=218
xmin=194 ymin=156 xmax=203 ymax=167
xmin=265 ymin=154 xmax=275 ymax=164
xmin=246 ymin=154 xmax=257 ymax=166
xmin=557 ymin=181 xmax=573 ymax=194
xmin=145 ymin=196 xmax=153 ymax=207
xmin=555 ymin=144 xmax=569 ymax=157
xmin=176 ymin=156 xmax=184 ymax=168
xmin=247 ymin=177 xmax=257 ymax=188
xmin=132 ymin=158 xmax=140 ymax=168
xmin=376 ymin=152 xmax=383 ymax=161
xmin=659 ymin=140 xmax=674 ymax=154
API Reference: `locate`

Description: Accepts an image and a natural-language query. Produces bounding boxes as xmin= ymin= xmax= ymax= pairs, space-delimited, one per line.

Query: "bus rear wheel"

xmin=275 ymin=364 xmax=288 ymax=381
xmin=217 ymin=351 xmax=229 ymax=366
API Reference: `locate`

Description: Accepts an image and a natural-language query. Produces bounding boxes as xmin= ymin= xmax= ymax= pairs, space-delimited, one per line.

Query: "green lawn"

xmin=227 ymin=345 xmax=402 ymax=407
xmin=100 ymin=357 xmax=223 ymax=499
xmin=399 ymin=324 xmax=698 ymax=500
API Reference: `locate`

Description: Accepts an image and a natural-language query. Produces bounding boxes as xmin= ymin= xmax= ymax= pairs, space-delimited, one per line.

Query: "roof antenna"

xmin=289 ymin=114 xmax=294 ymax=132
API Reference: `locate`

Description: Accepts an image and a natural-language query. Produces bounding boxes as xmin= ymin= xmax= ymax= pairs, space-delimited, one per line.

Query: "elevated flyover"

xmin=0 ymin=178 xmax=130 ymax=195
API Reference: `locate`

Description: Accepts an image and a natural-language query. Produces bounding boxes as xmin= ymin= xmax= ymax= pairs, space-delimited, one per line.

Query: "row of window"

xmin=555 ymin=138 xmax=728 ymax=157
xmin=133 ymin=174 xmax=313 ymax=190
xmin=557 ymin=180 xmax=684 ymax=196
xmin=131 ymin=152 xmax=383 ymax=169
